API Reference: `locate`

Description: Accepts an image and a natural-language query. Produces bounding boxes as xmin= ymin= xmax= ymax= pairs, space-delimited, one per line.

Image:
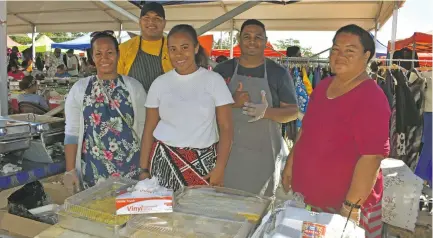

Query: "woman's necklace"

xmin=327 ymin=71 xmax=367 ymax=99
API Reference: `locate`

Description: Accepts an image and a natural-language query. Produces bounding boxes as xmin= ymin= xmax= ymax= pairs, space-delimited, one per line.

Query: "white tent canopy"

xmin=6 ymin=1 xmax=138 ymax=34
xmin=159 ymin=0 xmax=404 ymax=31
xmin=6 ymin=1 xmax=404 ymax=34
xmin=33 ymin=35 xmax=54 ymax=46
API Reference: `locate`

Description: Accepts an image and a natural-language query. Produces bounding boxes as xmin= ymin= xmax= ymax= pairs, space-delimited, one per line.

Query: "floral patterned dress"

xmin=81 ymin=76 xmax=140 ymax=188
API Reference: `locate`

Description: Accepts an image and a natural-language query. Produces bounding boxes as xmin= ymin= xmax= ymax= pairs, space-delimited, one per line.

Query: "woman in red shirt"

xmin=7 ymin=63 xmax=25 ymax=80
xmin=282 ymin=24 xmax=390 ymax=238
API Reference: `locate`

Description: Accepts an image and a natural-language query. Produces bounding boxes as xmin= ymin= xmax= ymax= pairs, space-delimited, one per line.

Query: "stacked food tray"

xmin=57 ymin=177 xmax=137 ymax=238
xmin=174 ymin=186 xmax=272 ymax=225
xmin=123 ymin=212 xmax=252 ymax=238
xmin=8 ymin=113 xmax=65 ymax=163
xmin=0 ymin=118 xmax=32 ymax=155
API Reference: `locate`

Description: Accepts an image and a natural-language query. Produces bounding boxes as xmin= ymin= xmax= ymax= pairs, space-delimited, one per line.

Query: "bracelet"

xmin=344 ymin=200 xmax=361 ymax=209
xmin=139 ymin=168 xmax=150 ymax=174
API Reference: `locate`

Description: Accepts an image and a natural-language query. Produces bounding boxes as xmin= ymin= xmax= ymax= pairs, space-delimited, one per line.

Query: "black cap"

xmin=140 ymin=2 xmax=165 ymax=19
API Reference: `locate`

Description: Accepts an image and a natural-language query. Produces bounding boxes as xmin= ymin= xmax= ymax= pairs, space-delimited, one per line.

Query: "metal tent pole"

xmin=99 ymin=0 xmax=139 ymax=23
xmin=0 ymin=0 xmax=7 ymax=115
xmin=31 ymin=25 xmax=36 ymax=62
xmin=373 ymin=20 xmax=379 ymax=59
xmin=118 ymin=23 xmax=123 ymax=44
xmin=229 ymin=24 xmax=234 ymax=59
xmin=196 ymin=0 xmax=260 ymax=36
xmin=389 ymin=1 xmax=399 ymax=65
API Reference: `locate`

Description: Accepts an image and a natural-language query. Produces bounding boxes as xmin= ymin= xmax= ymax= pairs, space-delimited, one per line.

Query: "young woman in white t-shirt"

xmin=139 ymin=24 xmax=234 ymax=191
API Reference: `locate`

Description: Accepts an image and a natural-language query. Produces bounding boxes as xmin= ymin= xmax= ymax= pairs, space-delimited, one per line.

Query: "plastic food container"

xmin=174 ymin=186 xmax=272 ymax=224
xmin=57 ymin=177 xmax=137 ymax=238
xmin=122 ymin=212 xmax=254 ymax=238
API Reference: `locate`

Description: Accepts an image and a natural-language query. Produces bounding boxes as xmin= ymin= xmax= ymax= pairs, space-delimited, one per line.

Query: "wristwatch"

xmin=344 ymin=200 xmax=361 ymax=209
xmin=139 ymin=168 xmax=150 ymax=174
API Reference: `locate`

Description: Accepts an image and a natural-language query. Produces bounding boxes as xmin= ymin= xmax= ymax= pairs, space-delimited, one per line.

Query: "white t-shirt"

xmin=67 ymin=55 xmax=79 ymax=76
xmin=145 ymin=67 xmax=234 ymax=148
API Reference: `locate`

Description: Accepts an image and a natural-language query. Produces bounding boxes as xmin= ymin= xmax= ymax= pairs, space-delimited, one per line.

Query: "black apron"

xmin=128 ymin=37 xmax=165 ymax=92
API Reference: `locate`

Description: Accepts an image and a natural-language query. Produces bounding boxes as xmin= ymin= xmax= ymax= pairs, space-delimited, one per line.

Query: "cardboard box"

xmin=115 ymin=190 xmax=173 ymax=215
xmin=0 ymin=183 xmax=70 ymax=238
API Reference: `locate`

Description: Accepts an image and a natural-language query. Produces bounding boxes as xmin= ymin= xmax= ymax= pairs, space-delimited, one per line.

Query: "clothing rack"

xmin=375 ymin=58 xmax=433 ymax=63
xmin=284 ymin=57 xmax=329 ymax=64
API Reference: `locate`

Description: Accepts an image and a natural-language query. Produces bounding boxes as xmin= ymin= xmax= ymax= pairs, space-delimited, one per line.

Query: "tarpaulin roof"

xmin=6 ymin=0 xmax=405 ymax=33
xmin=388 ymin=32 xmax=433 ymax=53
xmin=6 ymin=36 xmax=21 ymax=47
xmin=51 ymin=32 xmax=131 ymax=50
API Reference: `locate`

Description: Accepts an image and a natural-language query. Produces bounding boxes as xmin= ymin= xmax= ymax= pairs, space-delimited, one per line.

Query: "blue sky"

xmin=213 ymin=0 xmax=432 ymax=54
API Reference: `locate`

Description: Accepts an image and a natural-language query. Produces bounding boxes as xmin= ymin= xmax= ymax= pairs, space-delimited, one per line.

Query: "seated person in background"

xmin=18 ymin=76 xmax=49 ymax=110
xmin=216 ymin=55 xmax=228 ymax=64
xmin=8 ymin=63 xmax=25 ymax=80
xmin=55 ymin=65 xmax=71 ymax=78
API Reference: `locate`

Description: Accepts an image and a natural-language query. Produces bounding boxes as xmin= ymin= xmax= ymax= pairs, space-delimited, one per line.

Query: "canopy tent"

xmin=51 ymin=32 xmax=132 ymax=50
xmin=6 ymin=36 xmax=21 ymax=47
xmin=386 ymin=32 xmax=432 ymax=67
xmin=136 ymin=0 xmax=404 ymax=31
xmin=17 ymin=35 xmax=54 ymax=52
xmin=375 ymin=37 xmax=388 ymax=57
xmin=6 ymin=1 xmax=404 ymax=33
xmin=197 ymin=35 xmax=214 ymax=56
xmin=387 ymin=32 xmax=433 ymax=53
xmin=211 ymin=42 xmax=285 ymax=58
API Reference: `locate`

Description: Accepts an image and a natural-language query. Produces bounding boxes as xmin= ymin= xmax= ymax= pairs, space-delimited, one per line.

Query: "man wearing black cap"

xmin=118 ymin=2 xmax=173 ymax=92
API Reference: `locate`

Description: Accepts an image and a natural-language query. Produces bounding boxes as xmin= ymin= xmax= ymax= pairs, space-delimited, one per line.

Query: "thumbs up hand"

xmin=242 ymin=90 xmax=269 ymax=123
xmin=233 ymin=82 xmax=250 ymax=108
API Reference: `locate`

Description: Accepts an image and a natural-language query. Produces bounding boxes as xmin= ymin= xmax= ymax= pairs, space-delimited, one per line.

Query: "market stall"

xmin=387 ymin=32 xmax=433 ymax=67
xmin=17 ymin=35 xmax=54 ymax=53
xmin=2 ymin=1 xmax=421 ymax=237
xmin=7 ymin=36 xmax=21 ymax=47
xmin=51 ymin=32 xmax=131 ymax=50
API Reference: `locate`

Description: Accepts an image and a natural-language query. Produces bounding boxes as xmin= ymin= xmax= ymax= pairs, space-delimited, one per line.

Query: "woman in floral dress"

xmin=63 ymin=31 xmax=146 ymax=193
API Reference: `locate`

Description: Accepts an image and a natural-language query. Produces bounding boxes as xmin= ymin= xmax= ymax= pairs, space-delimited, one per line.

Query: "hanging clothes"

xmin=301 ymin=67 xmax=313 ymax=96
xmin=404 ymin=76 xmax=425 ymax=170
xmin=377 ymin=70 xmax=394 ymax=109
xmin=313 ymin=66 xmax=321 ymax=89
xmin=389 ymin=69 xmax=425 ymax=169
xmin=293 ymin=67 xmax=309 ymax=128
xmin=415 ymin=112 xmax=432 ymax=186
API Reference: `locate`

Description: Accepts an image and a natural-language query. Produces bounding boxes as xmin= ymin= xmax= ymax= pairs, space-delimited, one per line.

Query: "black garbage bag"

xmin=7 ymin=181 xmax=56 ymax=224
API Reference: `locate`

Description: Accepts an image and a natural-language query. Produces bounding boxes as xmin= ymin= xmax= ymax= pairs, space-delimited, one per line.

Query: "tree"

xmin=213 ymin=31 xmax=239 ymax=49
xmin=10 ymin=32 xmax=85 ymax=44
xmin=9 ymin=35 xmax=32 ymax=45
xmin=37 ymin=32 xmax=85 ymax=42
xmin=274 ymin=38 xmax=314 ymax=57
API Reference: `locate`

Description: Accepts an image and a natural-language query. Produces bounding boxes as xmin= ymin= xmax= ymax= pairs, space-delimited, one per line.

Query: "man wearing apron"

xmin=118 ymin=2 xmax=173 ymax=92
xmin=214 ymin=19 xmax=298 ymax=196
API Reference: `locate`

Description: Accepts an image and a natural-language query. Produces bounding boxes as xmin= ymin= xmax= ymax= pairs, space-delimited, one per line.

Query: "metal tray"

xmin=8 ymin=113 xmax=65 ymax=134
xmin=58 ymin=177 xmax=137 ymax=237
xmin=174 ymin=186 xmax=272 ymax=224
xmin=123 ymin=212 xmax=253 ymax=238
xmin=0 ymin=137 xmax=31 ymax=154
xmin=0 ymin=119 xmax=32 ymax=140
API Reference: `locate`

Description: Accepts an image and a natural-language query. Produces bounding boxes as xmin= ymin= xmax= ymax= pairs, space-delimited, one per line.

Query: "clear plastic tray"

xmin=174 ymin=186 xmax=271 ymax=224
xmin=57 ymin=177 xmax=137 ymax=238
xmin=123 ymin=212 xmax=254 ymax=238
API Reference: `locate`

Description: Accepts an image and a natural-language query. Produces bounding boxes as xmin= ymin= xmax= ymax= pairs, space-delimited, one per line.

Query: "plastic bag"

xmin=7 ymin=181 xmax=57 ymax=224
